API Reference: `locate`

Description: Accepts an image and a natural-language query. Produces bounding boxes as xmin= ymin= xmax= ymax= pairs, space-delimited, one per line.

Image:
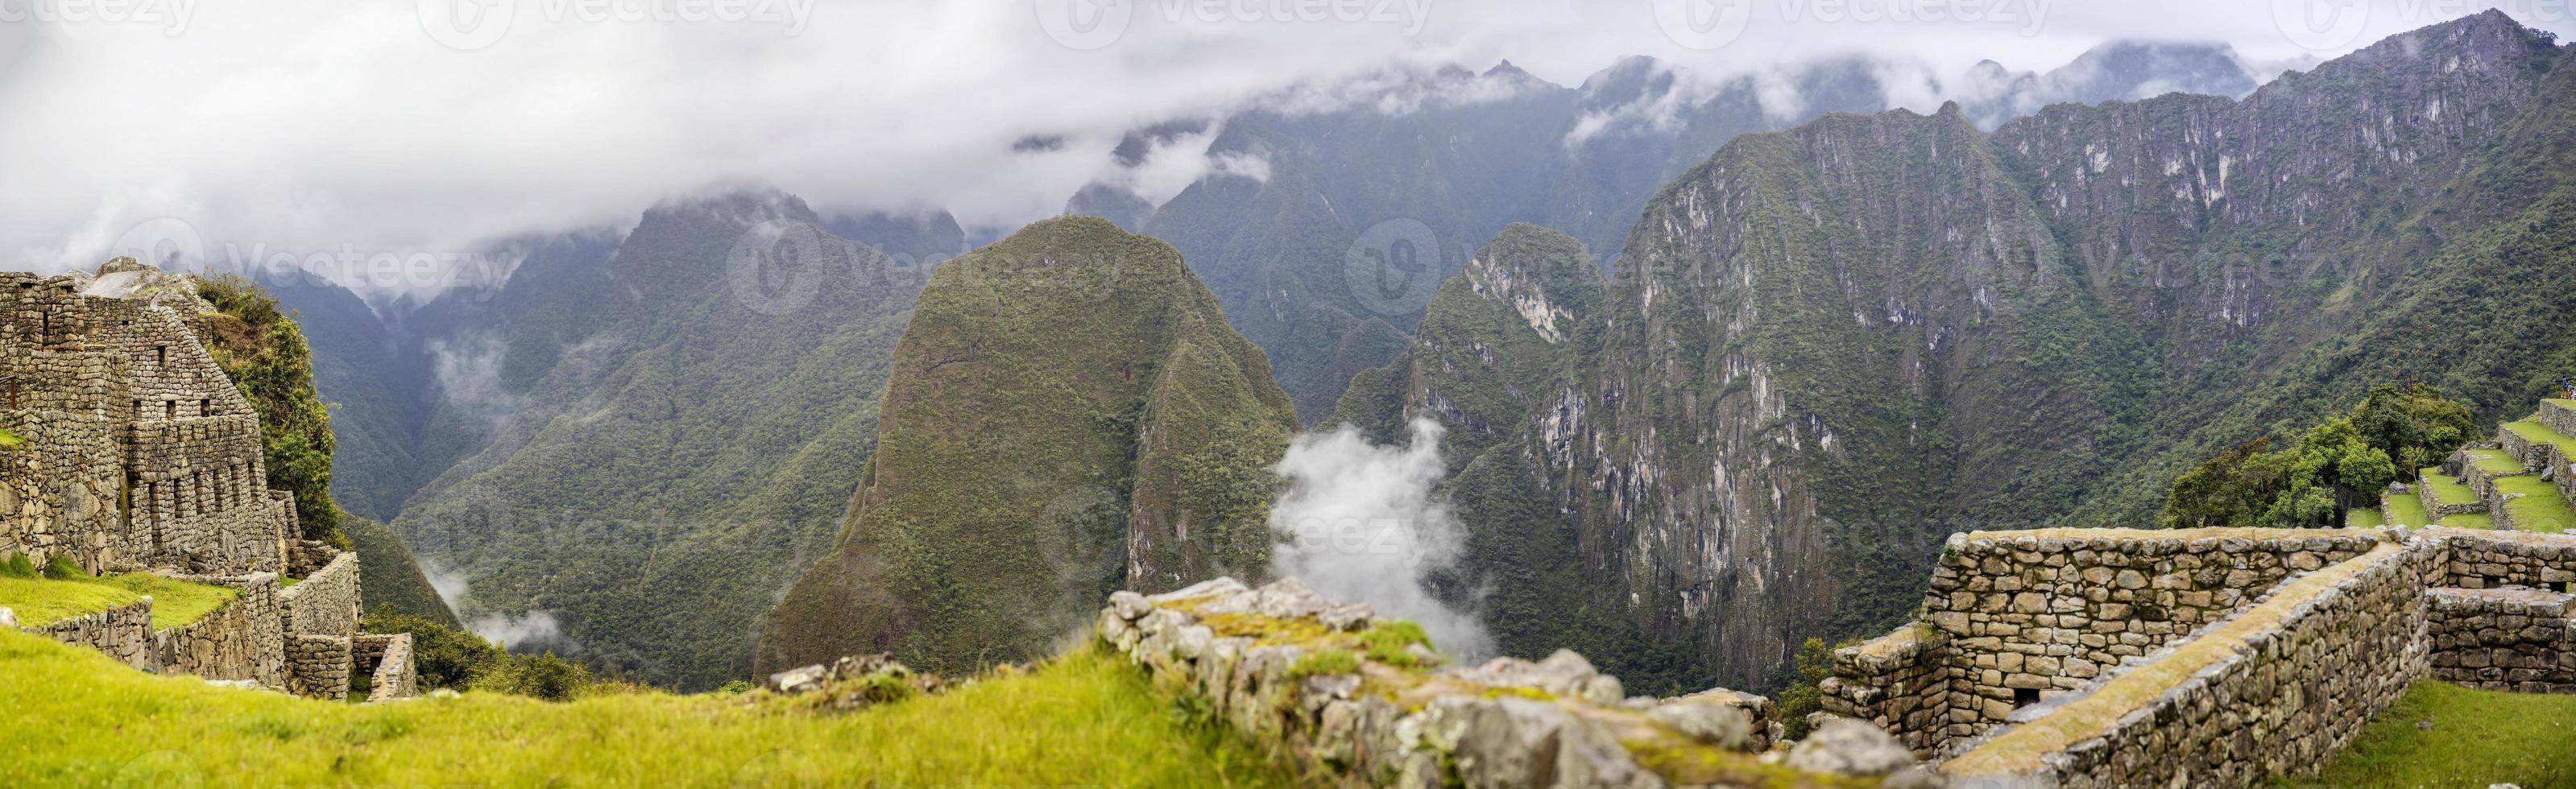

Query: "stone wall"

xmin=25 ymin=598 xmax=156 ymax=670
xmin=354 ymin=632 xmax=420 ymax=701
xmin=153 ymin=572 xmax=286 ymax=689
xmin=1941 ymin=541 xmax=2440 ymax=787
xmin=281 ymin=549 xmax=358 ymax=638
xmin=2427 ymin=586 xmax=2576 ymax=692
xmin=1819 ymin=626 xmax=1951 ymax=757
xmin=1909 ymin=528 xmax=2379 ymax=746
xmin=2443 ymin=530 xmax=2576 ymax=591
xmin=286 ymin=634 xmax=351 ymax=700
xmin=1098 ymin=577 xmax=1918 ymax=788
xmin=127 ymin=414 xmax=287 ymax=574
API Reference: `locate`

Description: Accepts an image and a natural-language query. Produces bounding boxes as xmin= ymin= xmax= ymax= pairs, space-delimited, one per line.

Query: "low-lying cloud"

xmin=1269 ymin=418 xmax=1492 ymax=659
xmin=426 ymin=560 xmax=574 ymax=652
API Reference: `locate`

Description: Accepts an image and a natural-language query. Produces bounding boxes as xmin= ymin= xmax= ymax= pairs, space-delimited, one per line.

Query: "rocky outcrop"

xmin=1098 ymin=576 xmax=1932 ymax=788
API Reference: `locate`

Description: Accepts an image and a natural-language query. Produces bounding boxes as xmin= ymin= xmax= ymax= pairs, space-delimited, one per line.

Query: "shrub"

xmin=39 ymin=554 xmax=85 ymax=580
xmin=1775 ymin=638 xmax=1837 ymax=741
xmin=472 ymin=652 xmax=595 ymax=701
xmin=0 ymin=553 xmax=35 ymax=580
xmin=1357 ymin=621 xmax=1437 ymax=668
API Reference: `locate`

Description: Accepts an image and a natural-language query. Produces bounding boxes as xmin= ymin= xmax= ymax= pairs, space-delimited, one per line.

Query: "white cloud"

xmin=0 ymin=1 xmax=2561 ymax=284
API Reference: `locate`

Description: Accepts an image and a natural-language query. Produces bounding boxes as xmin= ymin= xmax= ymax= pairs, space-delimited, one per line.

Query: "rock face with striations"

xmin=1333 ymin=10 xmax=2576 ymax=692
xmin=759 ymin=216 xmax=1298 ymax=676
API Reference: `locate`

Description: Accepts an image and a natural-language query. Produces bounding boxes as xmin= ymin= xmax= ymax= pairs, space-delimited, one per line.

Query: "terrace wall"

xmin=2426 ymin=587 xmax=2576 ymax=692
xmin=153 ymin=572 xmax=286 ymax=689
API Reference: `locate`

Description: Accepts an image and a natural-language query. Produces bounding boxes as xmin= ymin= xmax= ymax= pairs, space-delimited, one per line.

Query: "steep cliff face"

xmin=1338 ymin=11 xmax=2570 ymax=692
xmin=389 ymin=192 xmax=926 ymax=689
xmin=759 ymin=216 xmax=1296 ymax=676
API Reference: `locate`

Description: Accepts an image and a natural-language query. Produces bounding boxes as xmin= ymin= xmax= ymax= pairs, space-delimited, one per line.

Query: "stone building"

xmin=0 ymin=259 xmax=414 ymax=701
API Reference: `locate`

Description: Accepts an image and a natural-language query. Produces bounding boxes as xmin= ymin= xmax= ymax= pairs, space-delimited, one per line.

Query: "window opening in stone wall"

xmin=2014 ymin=688 xmax=2040 ymax=708
xmin=2554 ymin=580 xmax=2570 ymax=594
xmin=2488 ymin=576 xmax=2505 ymax=589
xmin=155 ymin=345 xmax=166 ymax=365
xmin=198 ymin=398 xmax=210 ymax=416
xmin=164 ymin=400 xmax=175 ymax=419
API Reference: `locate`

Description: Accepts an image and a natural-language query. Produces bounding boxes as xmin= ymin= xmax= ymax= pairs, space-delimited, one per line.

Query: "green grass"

xmin=0 ymin=574 xmax=239 ymax=630
xmin=2419 ymin=469 xmax=2480 ymax=510
xmin=2465 ymin=448 xmax=2528 ymax=477
xmin=2438 ymin=513 xmax=2496 ymax=530
xmin=2383 ymin=493 xmax=2432 ymax=527
xmin=2344 ymin=507 xmax=2384 ymax=528
xmin=0 ymin=577 xmax=143 ymax=627
xmin=2495 ymin=475 xmax=2576 ymax=534
xmin=2505 ymin=419 xmax=2576 ymax=459
xmin=2292 ymin=680 xmax=2576 ymax=788
xmin=0 ymin=629 xmax=1292 ymax=787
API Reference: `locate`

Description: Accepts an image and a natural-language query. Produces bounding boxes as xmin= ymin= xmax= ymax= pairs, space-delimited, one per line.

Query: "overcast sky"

xmin=1 ymin=0 xmax=2566 ymax=287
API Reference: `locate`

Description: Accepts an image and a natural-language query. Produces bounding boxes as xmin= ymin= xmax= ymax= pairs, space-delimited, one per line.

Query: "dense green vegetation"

xmin=0 ymin=628 xmax=1292 ymax=787
xmin=2292 ymin=680 xmax=2576 ymax=787
xmin=358 ymin=608 xmax=641 ymax=700
xmin=387 ymin=197 xmax=929 ymax=689
xmin=762 ymin=216 xmax=1297 ymax=679
xmin=2159 ymin=385 xmax=2466 ymax=529
xmin=1771 ymin=638 xmax=1838 ymax=741
xmin=193 ymin=275 xmax=457 ymax=626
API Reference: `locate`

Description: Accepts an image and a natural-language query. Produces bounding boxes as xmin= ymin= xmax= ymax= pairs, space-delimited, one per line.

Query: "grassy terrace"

xmin=2440 ymin=513 xmax=2497 ymax=530
xmin=2292 ymin=680 xmax=2576 ymax=787
xmin=2464 ymin=448 xmax=2528 ymax=477
xmin=2382 ymin=493 xmax=2432 ymax=527
xmin=2345 ymin=507 xmax=2384 ymax=528
xmin=2495 ymin=475 xmax=2576 ymax=534
xmin=1941 ymin=544 xmax=2401 ymax=779
xmin=2419 ymin=469 xmax=2481 ymax=510
xmin=2505 ymin=419 xmax=2576 ymax=459
xmin=0 ymin=629 xmax=1293 ymax=787
xmin=0 ymin=574 xmax=238 ymax=630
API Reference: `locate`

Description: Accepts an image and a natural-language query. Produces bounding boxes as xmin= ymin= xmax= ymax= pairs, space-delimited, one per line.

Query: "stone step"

xmin=2418 ymin=468 xmax=2488 ymax=516
xmin=2489 ymin=473 xmax=2576 ymax=534
xmin=2496 ymin=417 xmax=2576 ymax=513
xmin=2455 ymin=448 xmax=2533 ymax=498
xmin=2541 ymin=398 xmax=2576 ymax=438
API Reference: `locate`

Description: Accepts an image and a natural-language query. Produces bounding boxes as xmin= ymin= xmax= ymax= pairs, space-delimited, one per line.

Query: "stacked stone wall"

xmin=0 ymin=407 xmax=134 ymax=572
xmin=354 ymin=633 xmax=420 ymax=700
xmin=1818 ymin=626 xmax=1951 ymax=757
xmin=2426 ymin=586 xmax=2576 ymax=692
xmin=1943 ymin=541 xmax=2441 ymax=788
xmin=1098 ymin=578 xmax=1895 ymax=788
xmin=153 ymin=573 xmax=286 ymax=689
xmin=2442 ymin=530 xmax=2576 ymax=590
xmin=126 ymin=414 xmax=285 ymax=574
xmin=26 ymin=599 xmax=156 ymax=670
xmin=85 ymin=299 xmax=252 ymax=419
xmin=1911 ymin=529 xmax=2378 ymax=743
xmin=280 ymin=550 xmax=358 ymax=638
xmin=286 ymin=634 xmax=351 ymax=700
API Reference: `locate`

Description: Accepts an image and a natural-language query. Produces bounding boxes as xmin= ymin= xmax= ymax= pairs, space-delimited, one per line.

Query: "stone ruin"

xmin=0 ymin=259 xmax=415 ymax=701
xmin=1820 ymin=525 xmax=2574 ymax=787
xmin=1097 ymin=576 xmax=1938 ymax=788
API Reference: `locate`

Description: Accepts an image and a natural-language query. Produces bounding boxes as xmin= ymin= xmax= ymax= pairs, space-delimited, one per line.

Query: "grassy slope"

xmin=0 ymin=575 xmax=237 ymax=629
xmin=0 ymin=629 xmax=1290 ymax=788
xmin=2495 ymin=475 xmax=2576 ymax=533
xmin=2294 ymin=680 xmax=2576 ymax=788
xmin=761 ymin=216 xmax=1296 ymax=678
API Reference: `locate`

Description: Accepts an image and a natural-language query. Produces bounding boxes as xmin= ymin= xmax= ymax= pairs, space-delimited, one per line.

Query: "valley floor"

xmin=2292 ymin=680 xmax=2576 ymax=788
xmin=0 ymin=629 xmax=1292 ymax=787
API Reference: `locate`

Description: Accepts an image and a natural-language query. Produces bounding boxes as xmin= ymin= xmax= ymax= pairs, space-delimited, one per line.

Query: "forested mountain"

xmin=1105 ymin=42 xmax=2267 ymax=421
xmin=758 ymin=216 xmax=1295 ymax=676
xmin=1330 ymin=10 xmax=2570 ymax=692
